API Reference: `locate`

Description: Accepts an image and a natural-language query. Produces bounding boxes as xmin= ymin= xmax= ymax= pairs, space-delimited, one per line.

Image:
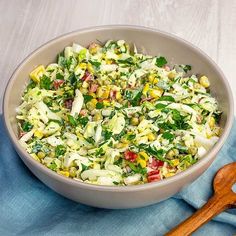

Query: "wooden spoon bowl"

xmin=166 ymin=162 xmax=236 ymax=236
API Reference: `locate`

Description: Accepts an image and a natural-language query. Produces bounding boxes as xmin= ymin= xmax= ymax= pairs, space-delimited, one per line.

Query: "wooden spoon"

xmin=166 ymin=162 xmax=236 ymax=236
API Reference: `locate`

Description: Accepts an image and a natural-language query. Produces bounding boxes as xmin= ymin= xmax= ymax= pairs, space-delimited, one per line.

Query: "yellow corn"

xmin=115 ymin=143 xmax=128 ymax=149
xmin=149 ymin=88 xmax=163 ymax=98
xmin=165 ymin=172 xmax=175 ymax=178
xmin=148 ymin=74 xmax=158 ymax=84
xmin=137 ymin=158 xmax=147 ymax=168
xmin=86 ymin=99 xmax=97 ymax=111
xmin=103 ymin=100 xmax=110 ymax=106
xmin=34 ymin=130 xmax=44 ymax=139
xmin=79 ymin=63 xmax=87 ymax=70
xmin=58 ymin=170 xmax=70 ymax=177
xmin=88 ymin=92 xmax=96 ymax=98
xmin=89 ymin=43 xmax=101 ymax=55
xmin=91 ymin=98 xmax=98 ymax=106
xmin=115 ymin=91 xmax=121 ymax=100
xmin=199 ymin=76 xmax=210 ymax=88
xmin=147 ymin=133 xmax=156 ymax=141
xmin=105 ymin=59 xmax=113 ymax=65
xmin=142 ymin=83 xmax=150 ymax=95
xmin=171 ymin=159 xmax=179 ymax=167
xmin=96 ymin=86 xmax=110 ymax=99
xmin=29 ymin=65 xmax=45 ymax=83
xmin=37 ymin=151 xmax=45 ymax=159
xmin=31 ymin=153 xmax=40 ymax=162
xmin=168 ymin=71 xmax=176 ymax=79
xmin=93 ymin=112 xmax=103 ymax=121
xmin=131 ymin=117 xmax=139 ymax=126
xmin=209 ymin=117 xmax=215 ymax=128
xmin=87 ymin=63 xmax=94 ymax=74
xmin=138 ymin=151 xmax=149 ymax=161
xmin=82 ymin=81 xmax=89 ymax=88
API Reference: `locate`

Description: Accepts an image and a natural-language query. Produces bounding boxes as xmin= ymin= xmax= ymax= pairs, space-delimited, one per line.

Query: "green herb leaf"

xmin=67 ymin=115 xmax=77 ymax=126
xmin=26 ymin=81 xmax=36 ymax=91
xmin=126 ymin=133 xmax=136 ymax=141
xmin=156 ymin=56 xmax=167 ymax=67
xmin=155 ymin=103 xmax=168 ymax=110
xmin=69 ymin=73 xmax=77 ymax=85
xmin=89 ymin=60 xmax=101 ymax=70
xmin=81 ymin=164 xmax=89 ymax=171
xmin=32 ymin=142 xmax=43 ymax=153
xmin=96 ymin=102 xmax=104 ymax=109
xmin=103 ymin=129 xmax=113 ymax=141
xmin=40 ymin=75 xmax=52 ymax=90
xmin=83 ymin=95 xmax=93 ymax=103
xmin=77 ymin=115 xmax=89 ymax=127
xmin=180 ymin=64 xmax=192 ymax=73
xmin=56 ymin=73 xmax=64 ymax=80
xmin=158 ymin=96 xmax=175 ymax=102
xmin=130 ymin=90 xmax=142 ymax=106
xmin=49 ymin=162 xmax=57 ymax=171
xmin=117 ymin=57 xmax=134 ymax=65
xmin=55 ymin=145 xmax=66 ymax=157
xmin=22 ymin=121 xmax=33 ymax=132
xmin=162 ymin=132 xmax=175 ymax=142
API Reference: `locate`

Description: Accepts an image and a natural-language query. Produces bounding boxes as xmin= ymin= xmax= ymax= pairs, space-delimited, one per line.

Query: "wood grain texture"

xmin=0 ymin=0 xmax=236 ymax=112
xmin=166 ymin=162 xmax=236 ymax=235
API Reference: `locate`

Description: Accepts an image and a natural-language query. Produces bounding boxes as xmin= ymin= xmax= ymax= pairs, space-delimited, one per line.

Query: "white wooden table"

xmin=1 ymin=0 xmax=236 ymax=113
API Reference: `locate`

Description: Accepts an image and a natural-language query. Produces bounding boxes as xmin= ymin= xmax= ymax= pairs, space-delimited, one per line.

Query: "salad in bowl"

xmin=16 ymin=39 xmax=221 ymax=186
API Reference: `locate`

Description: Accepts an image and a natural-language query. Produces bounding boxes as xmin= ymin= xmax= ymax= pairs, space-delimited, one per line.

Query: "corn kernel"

xmin=58 ymin=170 xmax=70 ymax=177
xmin=31 ymin=153 xmax=40 ymax=162
xmin=171 ymin=159 xmax=179 ymax=167
xmin=34 ymin=130 xmax=44 ymax=139
xmin=147 ymin=133 xmax=156 ymax=141
xmin=96 ymin=86 xmax=110 ymax=99
xmin=89 ymin=43 xmax=101 ymax=55
xmin=148 ymin=74 xmax=158 ymax=84
xmin=30 ymin=65 xmax=45 ymax=83
xmin=91 ymin=98 xmax=98 ymax=105
xmin=37 ymin=151 xmax=45 ymax=159
xmin=115 ymin=143 xmax=128 ymax=149
xmin=105 ymin=59 xmax=113 ymax=65
xmin=142 ymin=83 xmax=150 ymax=95
xmin=168 ymin=71 xmax=176 ymax=79
xmin=138 ymin=151 xmax=149 ymax=161
xmin=82 ymin=81 xmax=89 ymax=88
xmin=103 ymin=99 xmax=110 ymax=106
xmin=79 ymin=63 xmax=87 ymax=70
xmin=131 ymin=117 xmax=139 ymax=126
xmin=149 ymin=88 xmax=163 ymax=98
xmin=115 ymin=91 xmax=121 ymax=100
xmin=165 ymin=172 xmax=175 ymax=178
xmin=93 ymin=112 xmax=103 ymax=121
xmin=87 ymin=63 xmax=94 ymax=74
xmin=87 ymin=99 xmax=97 ymax=111
xmin=137 ymin=158 xmax=147 ymax=168
xmin=209 ymin=117 xmax=215 ymax=128
xmin=88 ymin=92 xmax=96 ymax=98
xmin=199 ymin=76 xmax=210 ymax=88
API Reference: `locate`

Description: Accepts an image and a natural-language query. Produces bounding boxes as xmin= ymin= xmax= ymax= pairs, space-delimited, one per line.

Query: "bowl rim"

xmin=3 ymin=24 xmax=234 ymax=192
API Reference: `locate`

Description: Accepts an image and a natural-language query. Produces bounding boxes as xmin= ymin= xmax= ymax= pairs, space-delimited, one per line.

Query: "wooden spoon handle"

xmin=166 ymin=193 xmax=231 ymax=236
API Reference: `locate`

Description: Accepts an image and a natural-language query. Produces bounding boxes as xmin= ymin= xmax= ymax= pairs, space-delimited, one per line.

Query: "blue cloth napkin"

xmin=0 ymin=115 xmax=235 ymax=236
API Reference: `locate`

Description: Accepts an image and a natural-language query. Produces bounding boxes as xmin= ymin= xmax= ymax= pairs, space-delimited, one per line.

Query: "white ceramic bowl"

xmin=3 ymin=25 xmax=234 ymax=209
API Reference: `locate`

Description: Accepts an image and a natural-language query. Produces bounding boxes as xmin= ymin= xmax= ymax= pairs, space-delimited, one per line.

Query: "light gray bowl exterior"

xmin=3 ymin=25 xmax=234 ymax=209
